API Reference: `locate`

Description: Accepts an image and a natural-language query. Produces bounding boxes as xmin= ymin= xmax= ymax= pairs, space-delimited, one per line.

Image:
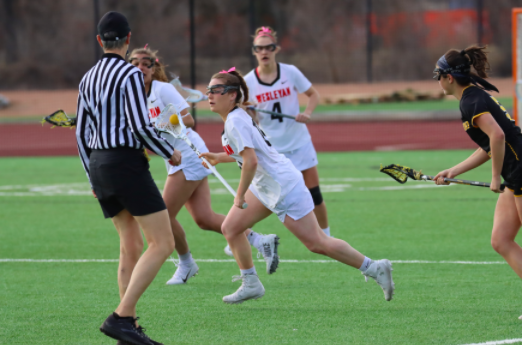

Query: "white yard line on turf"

xmin=0 ymin=259 xmax=506 ymax=264
xmin=0 ymin=178 xmax=448 ymax=196
xmin=459 ymin=339 xmax=522 ymax=345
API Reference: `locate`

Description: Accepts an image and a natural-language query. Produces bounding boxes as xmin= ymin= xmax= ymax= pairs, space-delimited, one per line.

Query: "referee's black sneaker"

xmin=100 ymin=312 xmax=153 ymax=345
xmin=116 ymin=326 xmax=163 ymax=345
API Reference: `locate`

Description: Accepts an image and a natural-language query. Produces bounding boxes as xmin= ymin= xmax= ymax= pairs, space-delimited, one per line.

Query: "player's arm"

xmin=434 ymin=147 xmax=491 ymax=185
xmin=475 ymin=113 xmax=505 ymax=192
xmin=199 ymin=152 xmax=235 ymax=167
xmin=236 ymin=147 xmax=258 ymax=208
xmin=295 ymin=86 xmax=319 ymax=123
xmin=159 ymin=83 xmax=195 ymax=128
xmin=179 ymin=108 xmax=195 ymax=128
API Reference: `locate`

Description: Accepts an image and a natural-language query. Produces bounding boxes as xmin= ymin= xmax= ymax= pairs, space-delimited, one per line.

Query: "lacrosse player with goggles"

xmin=240 ymin=26 xmax=334 ymax=245
xmin=128 ymin=47 xmax=280 ymax=284
xmin=433 ymin=46 xmax=522 ymax=319
xmin=200 ymin=67 xmax=395 ymax=304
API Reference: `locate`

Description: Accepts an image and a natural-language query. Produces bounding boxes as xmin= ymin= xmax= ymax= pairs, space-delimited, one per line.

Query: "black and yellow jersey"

xmin=460 ymin=86 xmax=522 ymax=159
xmin=460 ymin=85 xmax=522 ymax=192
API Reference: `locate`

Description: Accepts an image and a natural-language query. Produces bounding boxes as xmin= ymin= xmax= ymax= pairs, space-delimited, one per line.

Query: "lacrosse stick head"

xmin=42 ymin=110 xmax=76 ymax=128
xmin=151 ymin=103 xmax=187 ymax=138
xmin=379 ymin=164 xmax=423 ymax=184
xmin=169 ymin=78 xmax=208 ymax=103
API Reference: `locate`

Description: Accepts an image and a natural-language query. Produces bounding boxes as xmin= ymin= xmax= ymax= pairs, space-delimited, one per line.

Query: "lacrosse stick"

xmin=169 ymin=77 xmax=208 ymax=103
xmin=380 ymin=163 xmax=505 ymax=190
xmin=246 ymin=106 xmax=296 ymax=120
xmin=152 ymin=103 xmax=247 ymax=208
xmin=42 ymin=110 xmax=77 ymax=128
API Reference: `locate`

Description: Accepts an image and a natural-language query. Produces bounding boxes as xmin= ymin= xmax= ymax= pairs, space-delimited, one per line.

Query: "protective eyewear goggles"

xmin=433 ymin=67 xmax=446 ymax=81
xmin=252 ymin=44 xmax=277 ymax=53
xmin=206 ymin=84 xmax=239 ymax=95
xmin=129 ymin=57 xmax=155 ymax=69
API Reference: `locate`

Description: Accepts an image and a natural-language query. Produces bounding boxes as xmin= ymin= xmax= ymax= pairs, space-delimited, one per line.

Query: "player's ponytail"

xmin=461 ymin=46 xmax=489 ymax=78
xmin=211 ymin=68 xmax=252 ymax=106
xmin=129 ymin=46 xmax=169 ymax=82
xmin=439 ymin=45 xmax=498 ymax=92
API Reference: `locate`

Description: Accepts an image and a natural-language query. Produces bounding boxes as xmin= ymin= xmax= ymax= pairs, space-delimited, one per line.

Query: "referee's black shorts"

xmin=90 ymin=147 xmax=166 ymax=218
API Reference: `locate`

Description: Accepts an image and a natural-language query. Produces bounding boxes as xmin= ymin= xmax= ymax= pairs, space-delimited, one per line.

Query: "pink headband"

xmin=220 ymin=67 xmax=236 ymax=73
xmin=255 ymin=27 xmax=275 ymax=41
xmin=142 ymin=44 xmax=158 ymax=62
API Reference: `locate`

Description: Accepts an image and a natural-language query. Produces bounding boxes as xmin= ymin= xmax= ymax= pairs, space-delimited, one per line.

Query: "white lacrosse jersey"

xmin=222 ymin=107 xmax=301 ymax=208
xmin=147 ymin=80 xmax=201 ymax=150
xmin=244 ymin=63 xmax=312 ymax=152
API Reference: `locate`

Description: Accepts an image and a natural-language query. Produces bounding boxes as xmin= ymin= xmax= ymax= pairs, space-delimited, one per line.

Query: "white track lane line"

xmin=459 ymin=339 xmax=522 ymax=345
xmin=0 ymin=259 xmax=506 ymax=264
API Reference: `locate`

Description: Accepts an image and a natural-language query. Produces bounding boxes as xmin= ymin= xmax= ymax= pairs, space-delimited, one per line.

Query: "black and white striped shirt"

xmin=76 ymin=53 xmax=174 ymax=182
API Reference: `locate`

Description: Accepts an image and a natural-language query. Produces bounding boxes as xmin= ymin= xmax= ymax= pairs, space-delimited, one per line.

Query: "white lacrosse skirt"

xmin=250 ymin=178 xmax=314 ymax=223
xmin=163 ymin=130 xmax=212 ymax=181
xmin=280 ymin=140 xmax=318 ymax=172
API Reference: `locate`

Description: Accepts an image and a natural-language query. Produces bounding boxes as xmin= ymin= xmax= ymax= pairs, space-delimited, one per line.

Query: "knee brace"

xmin=309 ymin=186 xmax=323 ymax=206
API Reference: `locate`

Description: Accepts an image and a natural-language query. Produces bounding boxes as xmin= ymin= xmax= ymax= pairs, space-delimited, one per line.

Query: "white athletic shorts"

xmin=165 ymin=131 xmax=212 ymax=181
xmin=250 ymin=179 xmax=314 ymax=223
xmin=280 ymin=141 xmax=318 ymax=172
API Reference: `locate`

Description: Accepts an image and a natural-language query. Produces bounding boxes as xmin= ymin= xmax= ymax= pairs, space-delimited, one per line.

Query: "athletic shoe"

xmin=116 ymin=326 xmax=162 ymax=345
xmin=519 ymin=315 xmax=522 ymax=320
xmin=223 ymin=274 xmax=265 ymax=304
xmin=224 ymin=244 xmax=233 ymax=257
xmin=100 ymin=313 xmax=152 ymax=345
xmin=166 ymin=260 xmax=199 ymax=285
xmin=255 ymin=234 xmax=280 ymax=275
xmin=362 ymin=259 xmax=395 ymax=301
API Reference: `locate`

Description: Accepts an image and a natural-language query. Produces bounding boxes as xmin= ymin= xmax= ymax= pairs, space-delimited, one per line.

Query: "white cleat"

xmin=224 ymin=244 xmax=233 ymax=257
xmin=166 ymin=260 xmax=199 ymax=285
xmin=223 ymin=274 xmax=265 ymax=304
xmin=518 ymin=315 xmax=522 ymax=320
xmin=362 ymin=259 xmax=395 ymax=301
xmin=256 ymin=234 xmax=280 ymax=275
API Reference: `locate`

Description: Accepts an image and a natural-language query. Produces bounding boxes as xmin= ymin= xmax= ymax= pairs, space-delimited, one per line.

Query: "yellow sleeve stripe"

xmin=471 ymin=112 xmax=489 ymax=127
xmin=506 ymin=141 xmax=519 ymax=161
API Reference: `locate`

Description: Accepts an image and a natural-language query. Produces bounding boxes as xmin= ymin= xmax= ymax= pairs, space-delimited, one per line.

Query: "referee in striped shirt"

xmin=76 ymin=11 xmax=179 ymax=345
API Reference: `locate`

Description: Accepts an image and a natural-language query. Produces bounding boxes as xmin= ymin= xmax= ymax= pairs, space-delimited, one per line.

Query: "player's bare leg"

xmin=283 ymin=211 xmax=394 ymax=301
xmin=185 ymin=177 xmax=226 ymax=233
xmin=163 ymin=170 xmax=202 ymax=254
xmin=162 ymin=170 xmax=201 ymax=285
xmin=111 ymin=209 xmax=144 ymax=300
xmin=221 ymin=190 xmax=272 ymax=303
xmin=114 ymin=209 xmax=174 ymax=317
xmin=302 ymin=166 xmax=330 ymax=236
xmin=188 ymin=178 xmax=280 ymax=268
xmin=491 ymin=190 xmax=522 ymax=278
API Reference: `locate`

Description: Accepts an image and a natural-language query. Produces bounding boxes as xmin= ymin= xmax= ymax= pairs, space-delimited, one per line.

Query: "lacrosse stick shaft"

xmin=179 ymin=136 xmax=248 ymax=208
xmin=421 ymin=174 xmax=505 ymax=189
xmin=246 ymin=107 xmax=296 ymax=120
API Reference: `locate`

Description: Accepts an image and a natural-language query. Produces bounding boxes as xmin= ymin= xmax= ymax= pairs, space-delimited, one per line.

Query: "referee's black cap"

xmin=97 ymin=11 xmax=131 ymax=41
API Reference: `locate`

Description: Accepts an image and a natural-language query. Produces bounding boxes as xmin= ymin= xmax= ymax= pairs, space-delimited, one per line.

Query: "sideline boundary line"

xmin=0 ymin=258 xmax=507 ymax=264
xmin=459 ymin=339 xmax=522 ymax=345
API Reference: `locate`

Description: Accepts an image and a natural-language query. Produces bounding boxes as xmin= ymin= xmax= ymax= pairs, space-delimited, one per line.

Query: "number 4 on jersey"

xmin=271 ymin=102 xmax=284 ymax=122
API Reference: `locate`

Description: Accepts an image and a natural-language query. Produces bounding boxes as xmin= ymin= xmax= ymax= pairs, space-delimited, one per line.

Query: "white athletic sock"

xmin=240 ymin=266 xmax=257 ymax=276
xmin=359 ymin=256 xmax=372 ymax=272
xmin=322 ymin=227 xmax=331 ymax=237
xmin=247 ymin=230 xmax=262 ymax=248
xmin=178 ymin=251 xmax=194 ymax=265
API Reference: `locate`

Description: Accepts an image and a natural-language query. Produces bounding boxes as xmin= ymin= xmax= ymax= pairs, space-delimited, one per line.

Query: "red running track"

xmin=0 ymin=121 xmax=476 ymax=157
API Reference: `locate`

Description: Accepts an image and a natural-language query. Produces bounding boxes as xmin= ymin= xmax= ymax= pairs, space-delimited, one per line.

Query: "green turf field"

xmin=1 ymin=151 xmax=521 ymax=344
